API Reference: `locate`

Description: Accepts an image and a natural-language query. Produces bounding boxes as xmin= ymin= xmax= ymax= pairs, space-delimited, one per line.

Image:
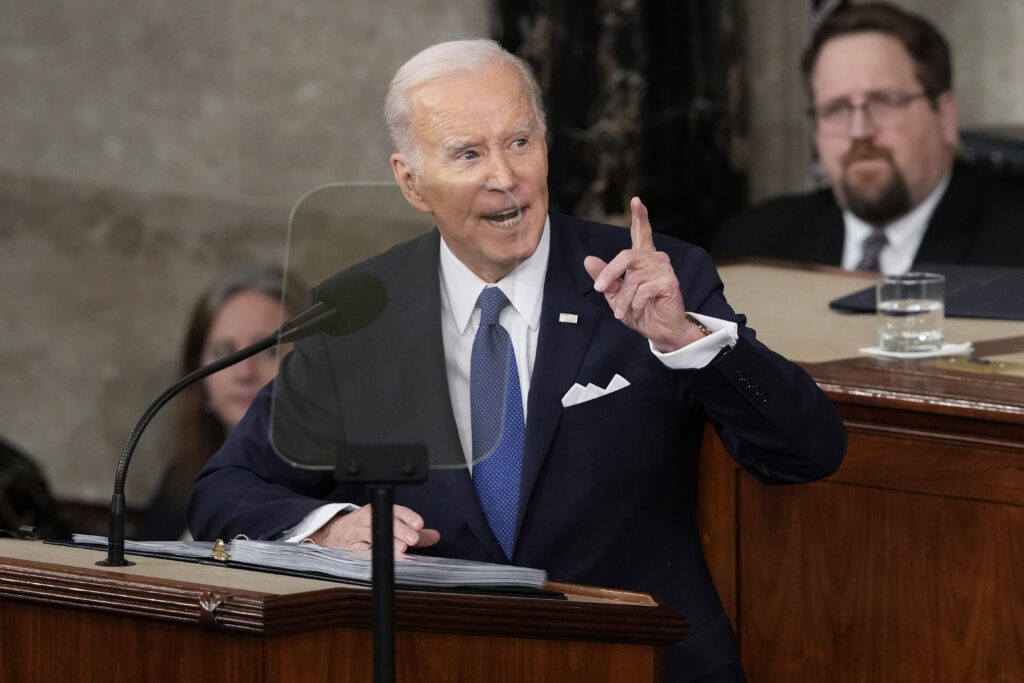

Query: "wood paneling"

xmin=0 ymin=541 xmax=685 ymax=682
xmin=700 ymin=351 xmax=1024 ymax=682
xmin=0 ymin=602 xmax=261 ymax=683
xmin=0 ymin=599 xmax=663 ymax=683
xmin=264 ymin=630 xmax=658 ymax=683
xmin=737 ymin=478 xmax=1024 ymax=681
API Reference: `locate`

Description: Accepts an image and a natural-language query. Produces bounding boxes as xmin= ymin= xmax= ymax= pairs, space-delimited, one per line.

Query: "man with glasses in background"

xmin=713 ymin=2 xmax=1024 ymax=274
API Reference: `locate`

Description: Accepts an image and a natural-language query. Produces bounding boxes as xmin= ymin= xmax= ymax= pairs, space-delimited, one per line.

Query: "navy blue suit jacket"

xmin=188 ymin=213 xmax=846 ymax=681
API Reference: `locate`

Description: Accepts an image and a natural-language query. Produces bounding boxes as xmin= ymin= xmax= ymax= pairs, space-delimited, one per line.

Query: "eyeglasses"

xmin=807 ymin=91 xmax=930 ymax=137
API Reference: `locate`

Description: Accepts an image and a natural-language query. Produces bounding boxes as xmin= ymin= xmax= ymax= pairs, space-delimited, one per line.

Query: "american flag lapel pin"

xmin=558 ymin=313 xmax=579 ymax=324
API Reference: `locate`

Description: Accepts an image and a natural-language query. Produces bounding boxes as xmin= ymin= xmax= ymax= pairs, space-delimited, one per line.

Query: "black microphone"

xmin=98 ymin=271 xmax=387 ymax=567
xmin=279 ymin=270 xmax=388 ymax=342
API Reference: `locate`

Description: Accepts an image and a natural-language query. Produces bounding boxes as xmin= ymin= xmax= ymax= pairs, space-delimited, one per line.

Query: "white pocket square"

xmin=561 ymin=374 xmax=631 ymax=407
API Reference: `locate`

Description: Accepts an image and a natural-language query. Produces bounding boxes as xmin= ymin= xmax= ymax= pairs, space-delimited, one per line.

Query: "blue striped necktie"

xmin=470 ymin=287 xmax=525 ymax=559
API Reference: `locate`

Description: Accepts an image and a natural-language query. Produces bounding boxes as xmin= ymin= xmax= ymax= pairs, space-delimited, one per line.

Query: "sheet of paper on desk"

xmin=72 ymin=534 xmax=547 ymax=589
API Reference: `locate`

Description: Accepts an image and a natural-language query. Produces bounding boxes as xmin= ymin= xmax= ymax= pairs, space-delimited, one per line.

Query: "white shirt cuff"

xmin=279 ymin=502 xmax=359 ymax=542
xmin=650 ymin=313 xmax=738 ymax=369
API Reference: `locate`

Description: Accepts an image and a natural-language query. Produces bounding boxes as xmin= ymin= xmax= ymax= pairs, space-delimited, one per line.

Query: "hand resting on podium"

xmin=307 ymin=503 xmax=440 ymax=553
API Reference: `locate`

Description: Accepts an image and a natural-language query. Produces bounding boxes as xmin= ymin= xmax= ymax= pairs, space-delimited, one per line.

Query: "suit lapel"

xmin=516 ymin=217 xmax=604 ymax=536
xmin=814 ymin=195 xmax=845 ymax=265
xmin=391 ymin=235 xmax=465 ymax=465
xmin=913 ymin=164 xmax=977 ymax=266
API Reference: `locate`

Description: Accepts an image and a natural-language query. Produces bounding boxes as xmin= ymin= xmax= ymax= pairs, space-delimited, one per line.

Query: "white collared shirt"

xmin=841 ymin=173 xmax=951 ymax=274
xmin=439 ymin=217 xmax=550 ymax=469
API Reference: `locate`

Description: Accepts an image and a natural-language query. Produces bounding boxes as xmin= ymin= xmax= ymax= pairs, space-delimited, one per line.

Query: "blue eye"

xmin=459 ymin=150 xmax=478 ymax=161
xmin=512 ymin=138 xmax=528 ymax=148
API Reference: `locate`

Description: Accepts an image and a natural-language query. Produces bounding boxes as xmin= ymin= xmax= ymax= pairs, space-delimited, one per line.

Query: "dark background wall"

xmin=497 ymin=0 xmax=747 ymax=248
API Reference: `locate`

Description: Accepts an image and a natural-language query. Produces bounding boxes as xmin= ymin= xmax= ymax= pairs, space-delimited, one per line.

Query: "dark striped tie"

xmin=857 ymin=229 xmax=888 ymax=271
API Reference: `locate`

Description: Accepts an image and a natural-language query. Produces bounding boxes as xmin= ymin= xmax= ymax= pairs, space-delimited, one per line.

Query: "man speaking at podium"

xmin=188 ymin=39 xmax=846 ymax=681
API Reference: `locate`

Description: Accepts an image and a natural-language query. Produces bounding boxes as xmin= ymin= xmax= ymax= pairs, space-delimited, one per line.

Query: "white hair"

xmin=384 ymin=39 xmax=547 ymax=171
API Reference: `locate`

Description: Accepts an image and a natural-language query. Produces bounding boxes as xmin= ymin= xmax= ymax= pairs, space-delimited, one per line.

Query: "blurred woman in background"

xmin=135 ymin=265 xmax=307 ymax=540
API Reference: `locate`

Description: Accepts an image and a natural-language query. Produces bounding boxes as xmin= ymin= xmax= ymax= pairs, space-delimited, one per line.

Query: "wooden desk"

xmin=702 ymin=263 xmax=1024 ymax=682
xmin=0 ymin=540 xmax=687 ymax=683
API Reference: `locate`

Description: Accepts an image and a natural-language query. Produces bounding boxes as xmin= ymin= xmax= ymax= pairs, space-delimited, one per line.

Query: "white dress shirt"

xmin=438 ymin=217 xmax=549 ymax=469
xmin=841 ymin=173 xmax=951 ymax=275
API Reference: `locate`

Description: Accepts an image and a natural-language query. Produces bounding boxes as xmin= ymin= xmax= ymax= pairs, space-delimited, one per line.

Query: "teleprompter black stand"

xmin=335 ymin=444 xmax=429 ymax=683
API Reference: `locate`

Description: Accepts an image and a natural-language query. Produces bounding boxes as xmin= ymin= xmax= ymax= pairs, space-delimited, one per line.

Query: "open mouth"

xmin=483 ymin=207 xmax=523 ymax=227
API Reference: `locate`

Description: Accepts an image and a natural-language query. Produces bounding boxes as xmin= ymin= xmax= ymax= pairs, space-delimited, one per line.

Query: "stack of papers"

xmin=74 ymin=534 xmax=547 ymax=590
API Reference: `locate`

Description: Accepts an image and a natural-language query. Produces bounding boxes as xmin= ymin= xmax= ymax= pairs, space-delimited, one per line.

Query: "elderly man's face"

xmin=811 ymin=32 xmax=958 ymax=225
xmin=391 ymin=62 xmax=549 ymax=283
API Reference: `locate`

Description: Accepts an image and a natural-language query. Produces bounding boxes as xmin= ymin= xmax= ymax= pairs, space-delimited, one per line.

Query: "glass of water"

xmin=876 ymin=272 xmax=945 ymax=352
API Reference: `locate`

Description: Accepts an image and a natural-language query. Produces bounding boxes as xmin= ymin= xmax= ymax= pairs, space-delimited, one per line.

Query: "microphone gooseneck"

xmin=98 ymin=271 xmax=388 ymax=567
xmin=98 ymin=335 xmax=278 ymax=566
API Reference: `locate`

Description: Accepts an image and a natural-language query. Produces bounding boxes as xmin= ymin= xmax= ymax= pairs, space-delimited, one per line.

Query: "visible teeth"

xmin=486 ymin=208 xmax=522 ymax=224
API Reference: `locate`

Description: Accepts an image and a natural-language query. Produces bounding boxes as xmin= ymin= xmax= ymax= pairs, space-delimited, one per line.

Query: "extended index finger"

xmin=629 ymin=196 xmax=655 ymax=251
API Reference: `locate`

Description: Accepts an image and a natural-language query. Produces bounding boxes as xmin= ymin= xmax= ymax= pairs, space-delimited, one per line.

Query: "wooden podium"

xmin=0 ymin=540 xmax=687 ymax=683
xmin=702 ymin=263 xmax=1024 ymax=682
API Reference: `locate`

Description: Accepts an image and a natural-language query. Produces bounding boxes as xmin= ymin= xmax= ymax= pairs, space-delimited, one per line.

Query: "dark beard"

xmin=842 ymin=173 xmax=912 ymax=226
xmin=839 ymin=140 xmax=912 ymax=226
